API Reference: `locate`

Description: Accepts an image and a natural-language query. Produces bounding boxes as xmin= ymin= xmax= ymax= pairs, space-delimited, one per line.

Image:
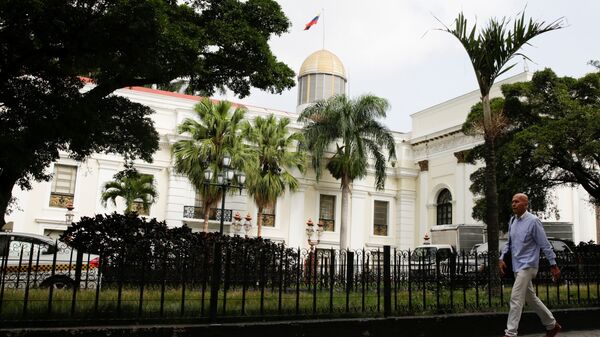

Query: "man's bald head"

xmin=512 ymin=193 xmax=529 ymax=216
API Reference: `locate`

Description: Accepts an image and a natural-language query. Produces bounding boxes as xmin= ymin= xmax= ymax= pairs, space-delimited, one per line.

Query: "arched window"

xmin=436 ymin=189 xmax=452 ymax=225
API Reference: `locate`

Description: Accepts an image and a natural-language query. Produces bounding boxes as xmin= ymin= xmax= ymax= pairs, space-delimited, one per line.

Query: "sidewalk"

xmin=516 ymin=330 xmax=600 ymax=337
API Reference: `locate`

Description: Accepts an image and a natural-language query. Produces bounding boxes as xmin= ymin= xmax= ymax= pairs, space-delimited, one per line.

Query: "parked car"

xmin=409 ymin=244 xmax=457 ymax=280
xmin=0 ymin=232 xmax=99 ymax=289
xmin=469 ymin=237 xmax=575 ymax=279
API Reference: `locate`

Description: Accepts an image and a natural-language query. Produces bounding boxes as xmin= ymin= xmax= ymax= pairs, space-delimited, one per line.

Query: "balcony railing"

xmin=183 ymin=206 xmax=232 ymax=222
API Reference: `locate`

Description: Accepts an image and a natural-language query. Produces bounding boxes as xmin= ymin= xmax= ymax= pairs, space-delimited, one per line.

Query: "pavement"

xmin=499 ymin=331 xmax=600 ymax=337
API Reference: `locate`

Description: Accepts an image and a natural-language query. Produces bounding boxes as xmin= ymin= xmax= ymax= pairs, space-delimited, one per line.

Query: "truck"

xmin=429 ymin=224 xmax=485 ymax=253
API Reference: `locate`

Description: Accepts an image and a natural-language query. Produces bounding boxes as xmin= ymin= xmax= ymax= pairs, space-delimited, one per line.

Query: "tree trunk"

xmin=482 ymin=94 xmax=500 ymax=285
xmin=257 ymin=207 xmax=263 ymax=238
xmin=203 ymin=208 xmax=210 ymax=232
xmin=0 ymin=173 xmax=17 ymax=228
xmin=340 ymin=176 xmax=350 ymax=250
xmin=202 ymin=198 xmax=217 ymax=232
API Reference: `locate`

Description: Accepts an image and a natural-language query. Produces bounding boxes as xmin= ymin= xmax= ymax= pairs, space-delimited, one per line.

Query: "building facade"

xmin=5 ymin=50 xmax=598 ymax=249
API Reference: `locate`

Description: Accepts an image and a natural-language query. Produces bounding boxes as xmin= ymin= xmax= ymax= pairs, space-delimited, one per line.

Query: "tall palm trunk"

xmin=257 ymin=207 xmax=264 ymax=238
xmin=340 ymin=175 xmax=350 ymax=250
xmin=203 ymin=208 xmax=210 ymax=232
xmin=482 ymin=95 xmax=500 ymax=281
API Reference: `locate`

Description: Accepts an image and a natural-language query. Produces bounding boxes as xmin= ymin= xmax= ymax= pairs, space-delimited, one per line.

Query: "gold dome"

xmin=298 ymin=50 xmax=346 ymax=78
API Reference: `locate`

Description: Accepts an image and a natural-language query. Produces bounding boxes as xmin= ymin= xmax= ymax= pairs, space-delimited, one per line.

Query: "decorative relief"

xmin=49 ymin=194 xmax=74 ymax=208
xmin=418 ymin=160 xmax=429 ymax=172
xmin=412 ymin=133 xmax=482 ymax=160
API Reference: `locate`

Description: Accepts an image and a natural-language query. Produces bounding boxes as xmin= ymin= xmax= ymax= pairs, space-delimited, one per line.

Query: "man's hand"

xmin=499 ymin=260 xmax=507 ymax=276
xmin=550 ymin=265 xmax=561 ymax=282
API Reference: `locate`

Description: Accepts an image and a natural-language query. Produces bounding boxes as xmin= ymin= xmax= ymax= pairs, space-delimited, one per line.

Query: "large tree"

xmin=298 ymin=94 xmax=396 ymax=250
xmin=242 ymin=115 xmax=306 ymax=237
xmin=172 ymin=98 xmax=251 ymax=232
xmin=101 ymin=167 xmax=158 ymax=214
xmin=463 ymin=98 xmax=560 ymax=231
xmin=0 ymin=0 xmax=295 ymax=225
xmin=441 ymin=12 xmax=562 ymax=268
xmin=503 ymin=69 xmax=600 ymax=204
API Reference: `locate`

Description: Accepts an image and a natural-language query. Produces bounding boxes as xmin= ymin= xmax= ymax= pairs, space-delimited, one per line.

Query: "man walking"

xmin=499 ymin=193 xmax=562 ymax=337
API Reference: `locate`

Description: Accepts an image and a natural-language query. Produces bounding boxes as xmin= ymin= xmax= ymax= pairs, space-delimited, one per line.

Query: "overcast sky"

xmin=216 ymin=0 xmax=600 ymax=133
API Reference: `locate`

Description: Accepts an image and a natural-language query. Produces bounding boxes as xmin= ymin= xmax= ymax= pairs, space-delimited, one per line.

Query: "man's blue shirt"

xmin=499 ymin=211 xmax=557 ymax=272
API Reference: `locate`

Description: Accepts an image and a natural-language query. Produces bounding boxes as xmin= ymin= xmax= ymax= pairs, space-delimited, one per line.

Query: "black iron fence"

xmin=1 ymin=240 xmax=599 ymax=322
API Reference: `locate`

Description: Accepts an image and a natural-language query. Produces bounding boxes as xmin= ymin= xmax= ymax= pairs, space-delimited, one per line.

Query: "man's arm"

xmin=532 ymin=219 xmax=561 ymax=280
xmin=532 ymin=219 xmax=556 ymax=265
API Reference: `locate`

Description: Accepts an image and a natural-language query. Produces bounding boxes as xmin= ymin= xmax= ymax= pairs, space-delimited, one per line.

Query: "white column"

xmin=454 ymin=151 xmax=467 ymax=225
xmin=396 ymin=190 xmax=416 ymax=250
xmin=164 ymin=169 xmax=194 ymax=228
xmin=417 ymin=160 xmax=429 ymax=246
xmin=350 ymin=190 xmax=367 ymax=250
xmin=286 ymin=187 xmax=306 ymax=249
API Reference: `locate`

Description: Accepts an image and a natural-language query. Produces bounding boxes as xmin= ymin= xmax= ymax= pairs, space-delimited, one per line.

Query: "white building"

xmin=5 ymin=50 xmax=598 ymax=248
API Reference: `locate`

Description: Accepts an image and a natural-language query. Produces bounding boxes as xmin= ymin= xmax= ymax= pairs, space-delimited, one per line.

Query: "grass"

xmin=0 ymin=281 xmax=598 ymax=321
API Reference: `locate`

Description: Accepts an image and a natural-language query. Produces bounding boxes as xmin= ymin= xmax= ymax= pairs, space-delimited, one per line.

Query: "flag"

xmin=304 ymin=15 xmax=320 ymax=30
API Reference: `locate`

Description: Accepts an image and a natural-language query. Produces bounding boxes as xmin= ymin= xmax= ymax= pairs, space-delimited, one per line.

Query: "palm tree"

xmin=440 ymin=12 xmax=562 ymax=267
xmin=298 ymin=94 xmax=396 ymax=249
xmin=172 ymin=98 xmax=250 ymax=232
xmin=242 ymin=115 xmax=306 ymax=237
xmin=101 ymin=168 xmax=157 ymax=214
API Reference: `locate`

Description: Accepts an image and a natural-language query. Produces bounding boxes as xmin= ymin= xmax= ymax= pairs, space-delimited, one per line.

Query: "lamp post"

xmin=65 ymin=203 xmax=74 ymax=225
xmin=207 ymin=155 xmax=245 ymax=321
xmin=203 ymin=155 xmax=246 ymax=234
xmin=306 ymin=218 xmax=324 ymax=252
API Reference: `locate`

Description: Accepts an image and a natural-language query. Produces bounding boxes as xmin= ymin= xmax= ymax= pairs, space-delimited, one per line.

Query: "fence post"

xmin=345 ymin=250 xmax=354 ymax=313
xmin=71 ymin=250 xmax=83 ymax=316
xmin=209 ymin=240 xmax=222 ymax=321
xmin=346 ymin=251 xmax=354 ymax=291
xmin=383 ymin=245 xmax=391 ymax=317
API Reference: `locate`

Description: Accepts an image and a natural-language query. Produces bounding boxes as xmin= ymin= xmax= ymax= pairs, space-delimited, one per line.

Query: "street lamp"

xmin=306 ymin=218 xmax=324 ymax=251
xmin=232 ymin=212 xmax=253 ymax=237
xmin=203 ymin=155 xmax=246 ymax=234
xmin=65 ymin=203 xmax=74 ymax=225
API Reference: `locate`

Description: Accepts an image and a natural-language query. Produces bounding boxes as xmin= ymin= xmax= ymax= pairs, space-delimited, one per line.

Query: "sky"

xmin=216 ymin=0 xmax=600 ymax=133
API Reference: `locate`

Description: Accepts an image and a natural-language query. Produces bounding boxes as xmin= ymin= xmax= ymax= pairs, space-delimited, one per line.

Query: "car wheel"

xmin=40 ymin=276 xmax=75 ymax=290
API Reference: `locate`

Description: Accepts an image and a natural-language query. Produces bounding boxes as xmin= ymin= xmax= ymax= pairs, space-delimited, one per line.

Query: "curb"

xmin=1 ymin=307 xmax=599 ymax=337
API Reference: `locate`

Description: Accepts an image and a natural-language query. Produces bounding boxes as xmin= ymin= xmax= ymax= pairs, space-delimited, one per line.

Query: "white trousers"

xmin=505 ymin=268 xmax=556 ymax=337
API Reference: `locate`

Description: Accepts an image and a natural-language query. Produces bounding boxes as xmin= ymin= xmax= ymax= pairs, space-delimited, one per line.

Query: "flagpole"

xmin=322 ymin=8 xmax=325 ymax=49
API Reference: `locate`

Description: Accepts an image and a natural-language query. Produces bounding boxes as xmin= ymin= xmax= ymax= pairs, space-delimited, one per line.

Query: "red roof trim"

xmin=126 ymin=86 xmax=296 ymax=116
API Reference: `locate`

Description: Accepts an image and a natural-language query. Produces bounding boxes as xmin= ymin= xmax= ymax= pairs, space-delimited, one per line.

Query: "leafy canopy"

xmin=503 ymin=69 xmax=600 ymax=204
xmin=242 ymin=114 xmax=306 ymax=234
xmin=172 ymin=98 xmax=252 ymax=231
xmin=463 ymin=97 xmax=560 ymax=229
xmin=298 ymin=94 xmax=396 ymax=190
xmin=101 ymin=167 xmax=158 ymax=214
xmin=0 ymin=0 xmax=295 ymax=224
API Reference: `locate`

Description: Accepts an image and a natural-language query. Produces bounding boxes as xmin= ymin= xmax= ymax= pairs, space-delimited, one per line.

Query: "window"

xmin=298 ymin=76 xmax=309 ymax=105
xmin=308 ymin=74 xmax=317 ymax=102
xmin=49 ymin=164 xmax=77 ymax=208
xmin=194 ymin=189 xmax=203 ymax=208
xmin=373 ymin=200 xmax=389 ymax=236
xmin=315 ymin=74 xmax=324 ymax=100
xmin=323 ymin=74 xmax=334 ymax=97
xmin=261 ymin=201 xmax=276 ymax=227
xmin=436 ymin=189 xmax=452 ymax=225
xmin=319 ymin=194 xmax=336 ymax=231
xmin=334 ymin=76 xmax=345 ymax=95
